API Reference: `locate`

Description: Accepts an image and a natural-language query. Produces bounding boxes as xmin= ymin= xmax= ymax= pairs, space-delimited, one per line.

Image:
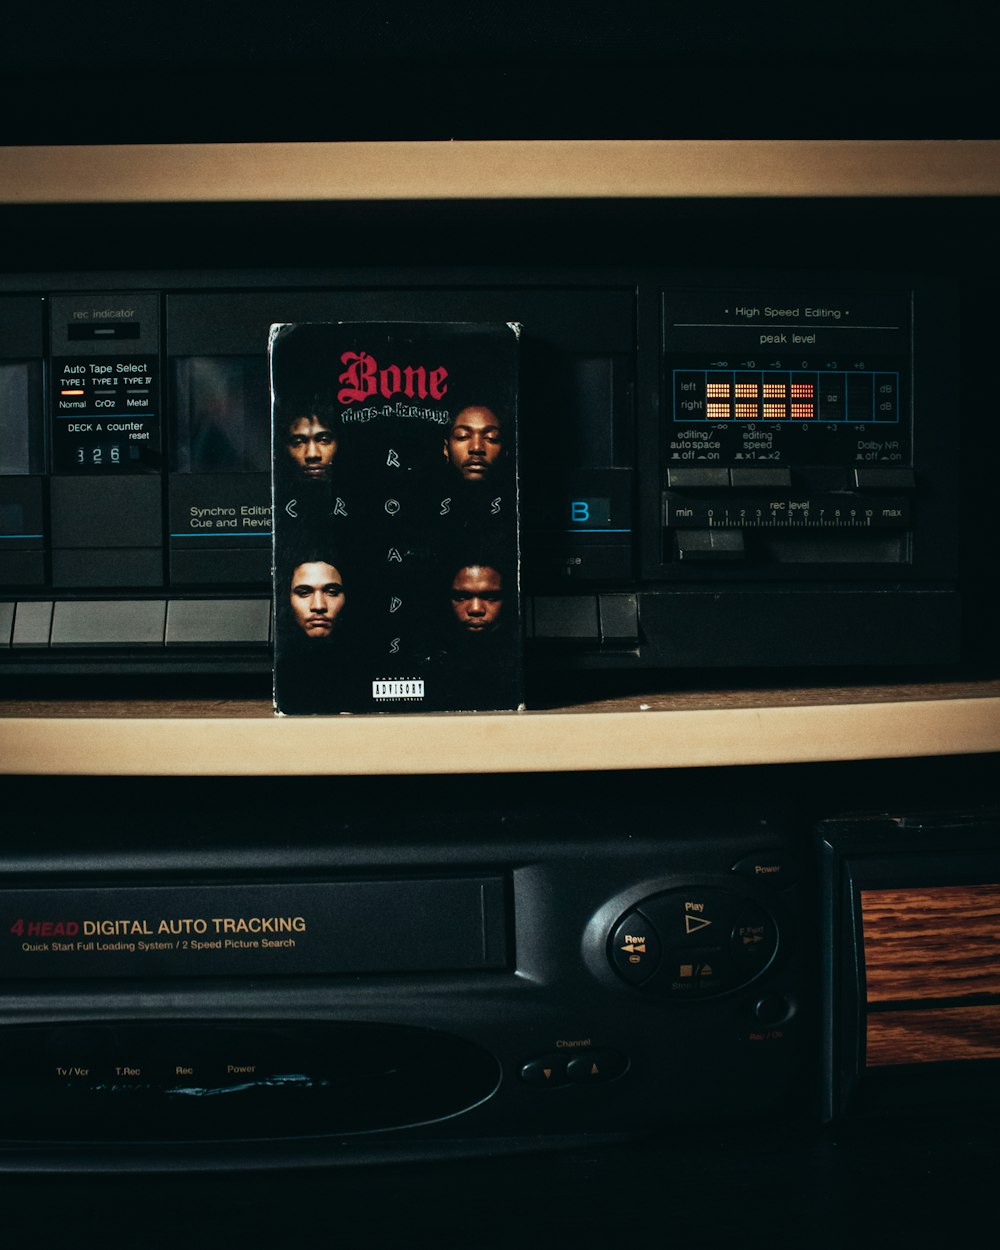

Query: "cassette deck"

xmin=0 ymin=267 xmax=961 ymax=678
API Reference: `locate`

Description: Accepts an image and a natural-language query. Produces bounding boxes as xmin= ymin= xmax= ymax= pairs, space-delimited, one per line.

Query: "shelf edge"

xmin=2 ymin=697 xmax=997 ymax=776
xmin=3 ymin=141 xmax=1000 ymax=206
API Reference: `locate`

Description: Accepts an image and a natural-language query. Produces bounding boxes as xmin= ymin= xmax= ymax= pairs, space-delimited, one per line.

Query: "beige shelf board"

xmin=1 ymin=695 xmax=997 ymax=777
xmin=2 ymin=141 xmax=999 ymax=206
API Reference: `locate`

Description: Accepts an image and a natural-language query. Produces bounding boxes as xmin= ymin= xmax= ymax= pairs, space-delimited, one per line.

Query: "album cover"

xmin=270 ymin=322 xmax=522 ymax=714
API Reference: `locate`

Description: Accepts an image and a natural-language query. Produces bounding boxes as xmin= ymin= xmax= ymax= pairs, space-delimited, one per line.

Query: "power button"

xmin=609 ymin=912 xmax=661 ymax=984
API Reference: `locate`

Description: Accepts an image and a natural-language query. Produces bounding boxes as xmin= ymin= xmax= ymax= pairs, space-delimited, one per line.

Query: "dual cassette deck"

xmin=0 ymin=267 xmax=961 ymax=677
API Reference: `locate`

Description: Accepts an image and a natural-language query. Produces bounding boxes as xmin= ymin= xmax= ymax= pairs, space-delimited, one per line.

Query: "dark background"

xmin=2 ymin=0 xmax=996 ymax=143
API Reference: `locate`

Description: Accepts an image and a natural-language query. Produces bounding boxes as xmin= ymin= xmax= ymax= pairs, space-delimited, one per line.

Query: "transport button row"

xmin=3 ymin=595 xmax=638 ymax=647
xmin=530 ymin=594 xmax=638 ymax=642
xmin=608 ymin=888 xmax=779 ymax=996
xmin=0 ymin=599 xmax=272 ymax=646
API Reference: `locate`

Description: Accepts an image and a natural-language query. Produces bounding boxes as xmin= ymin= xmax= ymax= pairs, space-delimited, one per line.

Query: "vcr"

xmin=0 ymin=804 xmax=804 ymax=1171
xmin=4 ymin=771 xmax=1000 ymax=1172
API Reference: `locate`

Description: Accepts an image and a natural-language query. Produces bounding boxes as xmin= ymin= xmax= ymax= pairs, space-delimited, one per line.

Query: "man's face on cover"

xmin=290 ymin=561 xmax=346 ymax=638
xmin=451 ymin=565 xmax=503 ymax=634
xmin=287 ymin=416 xmax=338 ymax=480
xmin=443 ymin=407 xmax=502 ymax=481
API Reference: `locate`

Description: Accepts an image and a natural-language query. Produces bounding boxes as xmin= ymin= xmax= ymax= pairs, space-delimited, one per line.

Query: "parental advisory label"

xmin=372 ymin=678 xmax=426 ymax=700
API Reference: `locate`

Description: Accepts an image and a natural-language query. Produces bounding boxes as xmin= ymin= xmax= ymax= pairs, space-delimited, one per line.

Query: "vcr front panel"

xmin=3 ymin=768 xmax=1000 ymax=1172
xmin=0 ymin=814 xmax=804 ymax=1170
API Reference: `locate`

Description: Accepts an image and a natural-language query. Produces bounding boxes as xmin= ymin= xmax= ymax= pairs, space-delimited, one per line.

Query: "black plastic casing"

xmin=0 ymin=263 xmax=962 ymax=677
xmin=0 ymin=803 xmax=804 ymax=1171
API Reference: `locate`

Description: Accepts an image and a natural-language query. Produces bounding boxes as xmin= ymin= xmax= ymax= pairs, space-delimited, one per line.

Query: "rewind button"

xmin=610 ymin=911 xmax=662 ymax=984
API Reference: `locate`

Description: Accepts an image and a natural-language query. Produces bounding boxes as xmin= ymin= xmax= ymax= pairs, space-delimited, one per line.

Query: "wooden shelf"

xmin=1 ymin=139 xmax=997 ymax=778
xmin=2 ymin=680 xmax=998 ymax=776
xmin=2 ymin=141 xmax=1000 ymax=206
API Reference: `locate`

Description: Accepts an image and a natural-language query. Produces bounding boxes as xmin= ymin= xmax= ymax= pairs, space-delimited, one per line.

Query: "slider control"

xmin=854 ymin=468 xmax=916 ymax=490
xmin=729 ymin=467 xmax=792 ymax=489
xmin=674 ymin=529 xmax=745 ymax=561
xmin=666 ymin=467 xmax=730 ymax=489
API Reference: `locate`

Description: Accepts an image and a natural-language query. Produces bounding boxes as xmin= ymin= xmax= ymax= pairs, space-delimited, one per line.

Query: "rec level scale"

xmin=664 ymin=490 xmax=912 ymax=531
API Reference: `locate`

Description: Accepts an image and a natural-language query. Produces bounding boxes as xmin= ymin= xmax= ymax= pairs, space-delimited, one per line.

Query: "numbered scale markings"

xmin=663 ymin=495 xmax=911 ymax=529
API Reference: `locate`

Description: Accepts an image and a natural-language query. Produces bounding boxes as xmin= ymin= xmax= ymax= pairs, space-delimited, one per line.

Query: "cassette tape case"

xmin=271 ymin=322 xmax=522 ymax=714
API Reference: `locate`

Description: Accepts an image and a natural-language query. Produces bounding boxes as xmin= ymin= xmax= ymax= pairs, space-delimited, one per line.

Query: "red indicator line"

xmin=60 ymin=389 xmax=85 ymax=396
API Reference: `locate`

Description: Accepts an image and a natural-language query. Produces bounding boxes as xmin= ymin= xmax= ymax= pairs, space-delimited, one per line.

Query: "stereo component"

xmin=0 ymin=267 xmax=959 ymax=677
xmin=0 ymin=817 xmax=803 ymax=1169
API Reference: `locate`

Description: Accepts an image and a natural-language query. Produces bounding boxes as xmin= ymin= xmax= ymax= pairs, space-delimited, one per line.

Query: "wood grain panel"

xmin=861 ymin=885 xmax=1000 ymax=1003
xmin=867 ymin=1004 xmax=1000 ymax=1067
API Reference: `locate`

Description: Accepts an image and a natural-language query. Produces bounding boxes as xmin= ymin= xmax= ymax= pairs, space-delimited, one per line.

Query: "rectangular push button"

xmin=51 ymin=477 xmax=162 ymax=549
xmin=50 ymin=600 xmax=166 ymax=646
xmin=12 ymin=601 xmax=53 ymax=646
xmin=166 ymin=599 xmax=271 ymax=645
xmin=532 ymin=596 xmax=600 ymax=639
xmin=599 ymin=594 xmax=639 ymax=643
xmin=0 ymin=602 xmax=14 ymax=646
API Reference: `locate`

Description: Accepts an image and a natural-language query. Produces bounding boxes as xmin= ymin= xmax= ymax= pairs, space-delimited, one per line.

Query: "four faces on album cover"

xmin=274 ymin=384 xmax=518 ymax=708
